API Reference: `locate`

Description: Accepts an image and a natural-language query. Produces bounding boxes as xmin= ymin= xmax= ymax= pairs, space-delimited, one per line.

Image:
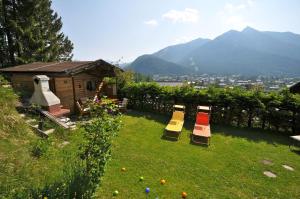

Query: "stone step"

xmin=2 ymin=84 xmax=11 ymax=88
xmin=66 ymin=121 xmax=76 ymax=126
xmin=70 ymin=125 xmax=77 ymax=130
xmin=44 ymin=128 xmax=55 ymax=135
xmin=60 ymin=117 xmax=70 ymax=123
xmin=59 ymin=141 xmax=70 ymax=148
xmin=26 ymin=119 xmax=36 ymax=123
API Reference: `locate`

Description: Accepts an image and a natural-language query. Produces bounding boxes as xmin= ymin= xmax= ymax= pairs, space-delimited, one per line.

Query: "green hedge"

xmin=121 ymin=82 xmax=300 ymax=134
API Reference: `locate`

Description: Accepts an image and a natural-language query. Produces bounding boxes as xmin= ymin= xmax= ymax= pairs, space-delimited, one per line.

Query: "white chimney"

xmin=30 ymin=75 xmax=60 ymax=108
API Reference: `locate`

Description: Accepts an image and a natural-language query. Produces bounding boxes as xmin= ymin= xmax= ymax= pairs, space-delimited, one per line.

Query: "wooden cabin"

xmin=0 ymin=59 xmax=121 ymax=113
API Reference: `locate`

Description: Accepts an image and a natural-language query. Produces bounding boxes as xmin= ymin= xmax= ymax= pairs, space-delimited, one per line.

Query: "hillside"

xmin=0 ymin=78 xmax=82 ymax=198
xmin=127 ymin=54 xmax=191 ymax=75
xmin=0 ymin=83 xmax=38 ymax=197
xmin=152 ymin=38 xmax=210 ymax=63
xmin=130 ymin=27 xmax=300 ymax=76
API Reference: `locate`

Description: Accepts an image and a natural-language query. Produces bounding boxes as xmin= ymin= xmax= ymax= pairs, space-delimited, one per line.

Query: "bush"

xmin=78 ymin=99 xmax=122 ymax=197
xmin=29 ymin=99 xmax=122 ymax=198
xmin=122 ymin=83 xmax=300 ymax=134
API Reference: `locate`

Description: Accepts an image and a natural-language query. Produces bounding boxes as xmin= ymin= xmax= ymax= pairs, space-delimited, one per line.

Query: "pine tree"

xmin=0 ymin=0 xmax=73 ymax=67
xmin=0 ymin=0 xmax=9 ymax=67
xmin=1 ymin=0 xmax=17 ymax=66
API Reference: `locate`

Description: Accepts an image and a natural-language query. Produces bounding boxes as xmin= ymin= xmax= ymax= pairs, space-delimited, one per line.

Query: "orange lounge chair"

xmin=164 ymin=105 xmax=185 ymax=140
xmin=192 ymin=112 xmax=211 ymax=145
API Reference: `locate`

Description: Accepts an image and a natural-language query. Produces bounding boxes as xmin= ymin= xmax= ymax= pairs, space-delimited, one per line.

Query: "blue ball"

xmin=145 ymin=187 xmax=150 ymax=193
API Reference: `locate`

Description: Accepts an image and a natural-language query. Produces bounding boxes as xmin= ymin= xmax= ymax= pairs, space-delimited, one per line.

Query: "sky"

xmin=52 ymin=0 xmax=300 ymax=63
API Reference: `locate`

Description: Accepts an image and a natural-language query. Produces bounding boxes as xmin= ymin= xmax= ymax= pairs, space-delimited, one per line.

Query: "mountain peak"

xmin=242 ymin=26 xmax=258 ymax=33
xmin=130 ymin=27 xmax=300 ymax=76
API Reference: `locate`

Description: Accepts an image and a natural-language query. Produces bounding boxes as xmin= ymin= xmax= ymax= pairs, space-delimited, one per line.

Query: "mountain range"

xmin=127 ymin=27 xmax=300 ymax=76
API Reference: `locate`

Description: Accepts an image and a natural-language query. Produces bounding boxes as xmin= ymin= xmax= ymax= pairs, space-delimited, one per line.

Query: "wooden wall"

xmin=11 ymin=75 xmax=76 ymax=112
xmin=9 ymin=72 xmax=114 ymax=114
xmin=103 ymin=83 xmax=117 ymax=98
xmin=73 ymin=73 xmax=103 ymax=101
xmin=11 ymin=74 xmax=34 ymax=97
xmin=54 ymin=77 xmax=75 ymax=112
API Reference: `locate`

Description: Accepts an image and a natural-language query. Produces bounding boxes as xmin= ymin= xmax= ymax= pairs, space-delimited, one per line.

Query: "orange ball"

xmin=121 ymin=167 xmax=126 ymax=172
xmin=181 ymin=192 xmax=187 ymax=198
xmin=160 ymin=179 xmax=166 ymax=185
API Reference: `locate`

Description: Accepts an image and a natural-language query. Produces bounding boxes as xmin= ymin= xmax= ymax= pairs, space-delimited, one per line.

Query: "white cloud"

xmin=144 ymin=19 xmax=158 ymax=26
xmin=219 ymin=0 xmax=255 ymax=31
xmin=162 ymin=8 xmax=199 ymax=23
xmin=223 ymin=0 xmax=255 ymax=14
xmin=224 ymin=3 xmax=246 ymax=14
xmin=247 ymin=0 xmax=255 ymax=7
xmin=224 ymin=15 xmax=252 ymax=30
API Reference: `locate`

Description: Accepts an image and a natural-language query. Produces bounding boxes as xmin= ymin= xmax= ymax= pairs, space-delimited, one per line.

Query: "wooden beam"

xmin=40 ymin=110 xmax=69 ymax=129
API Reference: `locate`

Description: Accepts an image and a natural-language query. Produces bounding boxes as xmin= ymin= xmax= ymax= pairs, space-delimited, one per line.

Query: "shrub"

xmin=122 ymin=83 xmax=300 ymax=134
xmin=78 ymin=99 xmax=122 ymax=197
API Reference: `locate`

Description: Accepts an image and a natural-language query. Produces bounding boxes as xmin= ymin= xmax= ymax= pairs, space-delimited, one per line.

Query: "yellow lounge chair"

xmin=164 ymin=105 xmax=185 ymax=140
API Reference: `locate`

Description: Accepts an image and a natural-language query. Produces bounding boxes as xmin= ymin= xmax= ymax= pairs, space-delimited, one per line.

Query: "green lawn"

xmin=95 ymin=111 xmax=300 ymax=199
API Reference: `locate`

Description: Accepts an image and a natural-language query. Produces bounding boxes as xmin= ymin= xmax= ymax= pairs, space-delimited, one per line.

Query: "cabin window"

xmin=86 ymin=80 xmax=96 ymax=91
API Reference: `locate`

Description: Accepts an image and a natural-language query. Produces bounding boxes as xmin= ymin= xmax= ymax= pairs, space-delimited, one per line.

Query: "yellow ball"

xmin=121 ymin=167 xmax=126 ymax=172
xmin=160 ymin=179 xmax=166 ymax=185
xmin=181 ymin=192 xmax=187 ymax=198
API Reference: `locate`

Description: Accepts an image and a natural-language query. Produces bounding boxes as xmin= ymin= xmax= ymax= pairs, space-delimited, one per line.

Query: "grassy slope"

xmin=0 ymin=85 xmax=83 ymax=197
xmin=95 ymin=111 xmax=300 ymax=199
xmin=0 ymin=86 xmax=37 ymax=194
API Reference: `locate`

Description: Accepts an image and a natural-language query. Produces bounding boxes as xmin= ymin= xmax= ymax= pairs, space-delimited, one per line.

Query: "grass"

xmin=1 ymin=82 xmax=299 ymax=198
xmin=95 ymin=111 xmax=300 ymax=199
xmin=0 ymin=85 xmax=84 ymax=198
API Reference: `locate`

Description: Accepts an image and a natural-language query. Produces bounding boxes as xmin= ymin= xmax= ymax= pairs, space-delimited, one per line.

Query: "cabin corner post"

xmin=72 ymin=76 xmax=77 ymax=113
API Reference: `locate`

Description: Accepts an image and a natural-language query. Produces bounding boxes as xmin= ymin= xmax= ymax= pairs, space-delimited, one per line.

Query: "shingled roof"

xmin=0 ymin=59 xmax=120 ymax=75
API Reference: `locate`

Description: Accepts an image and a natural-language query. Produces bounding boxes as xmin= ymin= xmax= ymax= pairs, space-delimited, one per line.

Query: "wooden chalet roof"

xmin=0 ymin=59 xmax=122 ymax=76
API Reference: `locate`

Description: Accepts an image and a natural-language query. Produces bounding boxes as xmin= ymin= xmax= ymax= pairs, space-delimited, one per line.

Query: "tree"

xmin=0 ymin=0 xmax=73 ymax=67
xmin=0 ymin=0 xmax=9 ymax=67
xmin=115 ymin=69 xmax=134 ymax=89
xmin=1 ymin=0 xmax=16 ymax=66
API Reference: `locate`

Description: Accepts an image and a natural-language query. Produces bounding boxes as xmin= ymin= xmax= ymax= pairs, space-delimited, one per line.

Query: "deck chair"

xmin=118 ymin=98 xmax=128 ymax=112
xmin=197 ymin=105 xmax=211 ymax=114
xmin=191 ymin=111 xmax=211 ymax=145
xmin=164 ymin=105 xmax=185 ymax=140
xmin=80 ymin=97 xmax=89 ymax=105
xmin=76 ymin=101 xmax=90 ymax=116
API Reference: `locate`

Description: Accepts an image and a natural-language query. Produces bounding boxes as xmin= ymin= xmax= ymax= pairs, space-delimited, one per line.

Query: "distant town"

xmin=153 ymin=74 xmax=300 ymax=91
